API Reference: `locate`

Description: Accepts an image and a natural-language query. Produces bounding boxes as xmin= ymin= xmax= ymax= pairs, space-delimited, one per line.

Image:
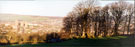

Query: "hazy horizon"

xmin=0 ymin=0 xmax=134 ymax=17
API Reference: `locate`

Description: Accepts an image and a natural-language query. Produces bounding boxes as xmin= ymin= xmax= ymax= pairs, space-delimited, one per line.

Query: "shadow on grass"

xmin=2 ymin=35 xmax=135 ymax=47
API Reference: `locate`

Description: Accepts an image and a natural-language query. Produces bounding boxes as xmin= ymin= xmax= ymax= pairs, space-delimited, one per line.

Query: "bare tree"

xmin=106 ymin=1 xmax=129 ymax=35
xmin=126 ymin=4 xmax=134 ymax=34
xmin=62 ymin=0 xmax=134 ymax=38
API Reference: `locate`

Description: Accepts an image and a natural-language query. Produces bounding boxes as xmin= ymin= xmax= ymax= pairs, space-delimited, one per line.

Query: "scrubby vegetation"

xmin=0 ymin=20 xmax=63 ymax=45
xmin=0 ymin=24 xmax=63 ymax=45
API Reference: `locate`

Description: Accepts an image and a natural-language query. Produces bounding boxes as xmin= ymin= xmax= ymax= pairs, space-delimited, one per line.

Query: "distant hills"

xmin=0 ymin=14 xmax=63 ymax=22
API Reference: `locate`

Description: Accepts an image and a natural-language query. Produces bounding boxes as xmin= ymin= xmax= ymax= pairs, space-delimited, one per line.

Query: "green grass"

xmin=3 ymin=36 xmax=134 ymax=47
xmin=89 ymin=36 xmax=127 ymax=40
xmin=106 ymin=36 xmax=127 ymax=39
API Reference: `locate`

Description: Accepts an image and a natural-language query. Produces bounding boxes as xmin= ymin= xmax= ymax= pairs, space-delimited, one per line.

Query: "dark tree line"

xmin=62 ymin=0 xmax=134 ymax=38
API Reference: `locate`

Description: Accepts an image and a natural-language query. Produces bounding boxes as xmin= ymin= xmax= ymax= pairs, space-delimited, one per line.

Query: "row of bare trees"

xmin=62 ymin=0 xmax=134 ymax=38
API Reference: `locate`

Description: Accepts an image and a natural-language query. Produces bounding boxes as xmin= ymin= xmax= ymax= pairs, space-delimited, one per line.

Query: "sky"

xmin=0 ymin=0 xmax=134 ymax=17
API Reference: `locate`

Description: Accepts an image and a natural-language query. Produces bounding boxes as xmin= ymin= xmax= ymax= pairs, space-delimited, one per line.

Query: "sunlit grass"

xmin=89 ymin=36 xmax=127 ymax=40
xmin=106 ymin=36 xmax=127 ymax=39
xmin=4 ymin=36 xmax=130 ymax=47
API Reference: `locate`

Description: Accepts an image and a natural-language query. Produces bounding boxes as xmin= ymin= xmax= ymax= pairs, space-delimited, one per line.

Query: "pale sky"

xmin=0 ymin=0 xmax=134 ymax=17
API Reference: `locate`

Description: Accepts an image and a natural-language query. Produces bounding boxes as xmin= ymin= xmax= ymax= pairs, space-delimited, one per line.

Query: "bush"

xmin=46 ymin=32 xmax=61 ymax=43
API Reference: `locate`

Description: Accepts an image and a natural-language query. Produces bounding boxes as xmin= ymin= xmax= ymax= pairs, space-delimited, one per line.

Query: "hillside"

xmin=0 ymin=14 xmax=63 ymax=22
xmin=0 ymin=13 xmax=63 ymax=32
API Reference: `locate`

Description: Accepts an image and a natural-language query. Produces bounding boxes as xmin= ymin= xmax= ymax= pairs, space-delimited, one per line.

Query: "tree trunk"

xmin=127 ymin=15 xmax=131 ymax=35
xmin=114 ymin=23 xmax=119 ymax=36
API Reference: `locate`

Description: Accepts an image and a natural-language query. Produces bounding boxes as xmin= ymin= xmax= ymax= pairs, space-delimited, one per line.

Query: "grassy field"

xmin=2 ymin=35 xmax=134 ymax=47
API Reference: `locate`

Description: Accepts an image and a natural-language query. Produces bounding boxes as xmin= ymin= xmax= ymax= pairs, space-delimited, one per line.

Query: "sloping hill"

xmin=0 ymin=14 xmax=50 ymax=22
xmin=0 ymin=13 xmax=63 ymax=32
xmin=3 ymin=35 xmax=135 ymax=47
